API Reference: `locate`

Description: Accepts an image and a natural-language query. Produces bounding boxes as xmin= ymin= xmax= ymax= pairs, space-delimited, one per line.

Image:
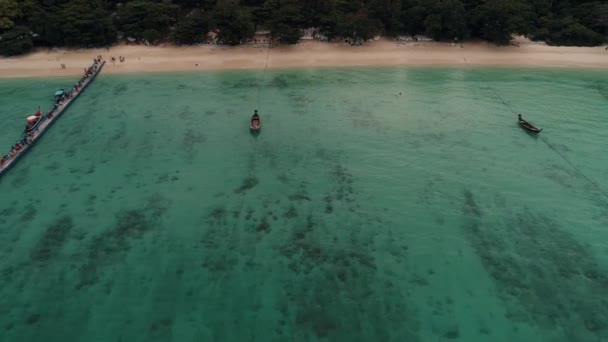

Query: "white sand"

xmin=0 ymin=39 xmax=607 ymax=78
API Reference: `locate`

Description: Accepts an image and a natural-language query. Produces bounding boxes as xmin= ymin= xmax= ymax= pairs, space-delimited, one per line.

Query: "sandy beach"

xmin=0 ymin=39 xmax=607 ymax=78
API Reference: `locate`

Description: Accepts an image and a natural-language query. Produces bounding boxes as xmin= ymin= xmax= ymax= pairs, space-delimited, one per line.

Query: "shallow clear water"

xmin=1 ymin=67 xmax=607 ymax=342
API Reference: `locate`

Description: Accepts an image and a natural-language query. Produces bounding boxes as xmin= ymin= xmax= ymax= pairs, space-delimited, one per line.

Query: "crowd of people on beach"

xmin=0 ymin=58 xmax=102 ymax=170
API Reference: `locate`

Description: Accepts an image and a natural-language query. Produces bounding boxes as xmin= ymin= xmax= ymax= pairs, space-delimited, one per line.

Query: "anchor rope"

xmin=256 ymin=42 xmax=272 ymax=112
xmin=462 ymin=56 xmax=608 ymax=203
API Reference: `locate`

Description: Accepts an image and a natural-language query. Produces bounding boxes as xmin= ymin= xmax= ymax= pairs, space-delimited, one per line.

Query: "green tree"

xmin=327 ymin=0 xmax=381 ymax=42
xmin=423 ymin=0 xmax=467 ymax=40
xmin=4 ymin=0 xmax=608 ymax=53
xmin=0 ymin=26 xmax=33 ymax=56
xmin=573 ymin=2 xmax=608 ymax=36
xmin=61 ymin=0 xmax=117 ymax=47
xmin=115 ymin=0 xmax=178 ymax=43
xmin=300 ymin=0 xmax=337 ymax=28
xmin=313 ymin=0 xmax=340 ymax=39
xmin=22 ymin=0 xmax=72 ymax=46
xmin=248 ymin=0 xmax=274 ymax=26
xmin=399 ymin=0 xmax=430 ymax=36
xmin=552 ymin=20 xmax=605 ymax=46
xmin=173 ymin=0 xmax=215 ymax=9
xmin=267 ymin=0 xmax=304 ymax=44
xmin=211 ymin=0 xmax=254 ymax=45
xmin=471 ymin=0 xmax=531 ymax=45
xmin=540 ymin=16 xmax=605 ymax=46
xmin=0 ymin=0 xmax=21 ymax=31
xmin=368 ymin=0 xmax=403 ymax=36
xmin=172 ymin=14 xmax=209 ymax=45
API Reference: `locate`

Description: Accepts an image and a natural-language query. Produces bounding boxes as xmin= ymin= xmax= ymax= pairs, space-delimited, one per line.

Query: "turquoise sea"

xmin=0 ymin=67 xmax=607 ymax=342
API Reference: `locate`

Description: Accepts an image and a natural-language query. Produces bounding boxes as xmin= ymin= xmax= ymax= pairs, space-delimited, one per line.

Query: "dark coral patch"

xmin=234 ymin=176 xmax=259 ymax=194
xmin=30 ymin=215 xmax=74 ymax=264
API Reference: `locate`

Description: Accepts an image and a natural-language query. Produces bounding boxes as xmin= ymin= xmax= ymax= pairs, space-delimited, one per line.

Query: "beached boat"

xmin=250 ymin=111 xmax=261 ymax=133
xmin=0 ymin=60 xmax=106 ymax=178
xmin=518 ymin=114 xmax=542 ymax=134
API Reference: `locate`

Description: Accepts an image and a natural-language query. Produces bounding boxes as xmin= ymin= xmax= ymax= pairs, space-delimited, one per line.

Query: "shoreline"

xmin=0 ymin=39 xmax=607 ymax=79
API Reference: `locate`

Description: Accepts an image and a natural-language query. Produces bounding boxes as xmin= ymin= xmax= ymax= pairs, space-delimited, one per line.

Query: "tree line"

xmin=1 ymin=0 xmax=606 ymax=56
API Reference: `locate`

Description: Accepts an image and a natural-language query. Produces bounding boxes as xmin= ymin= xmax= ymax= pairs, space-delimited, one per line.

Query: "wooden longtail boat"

xmin=0 ymin=61 xmax=106 ymax=178
xmin=518 ymin=114 xmax=542 ymax=134
xmin=250 ymin=112 xmax=261 ymax=133
xmin=25 ymin=114 xmax=43 ymax=133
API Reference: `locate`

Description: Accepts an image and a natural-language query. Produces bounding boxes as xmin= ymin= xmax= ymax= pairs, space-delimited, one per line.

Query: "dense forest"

xmin=1 ymin=0 xmax=606 ymax=56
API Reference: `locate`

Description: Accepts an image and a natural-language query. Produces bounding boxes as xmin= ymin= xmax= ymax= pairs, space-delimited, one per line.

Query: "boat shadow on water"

xmin=517 ymin=122 xmax=543 ymax=138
